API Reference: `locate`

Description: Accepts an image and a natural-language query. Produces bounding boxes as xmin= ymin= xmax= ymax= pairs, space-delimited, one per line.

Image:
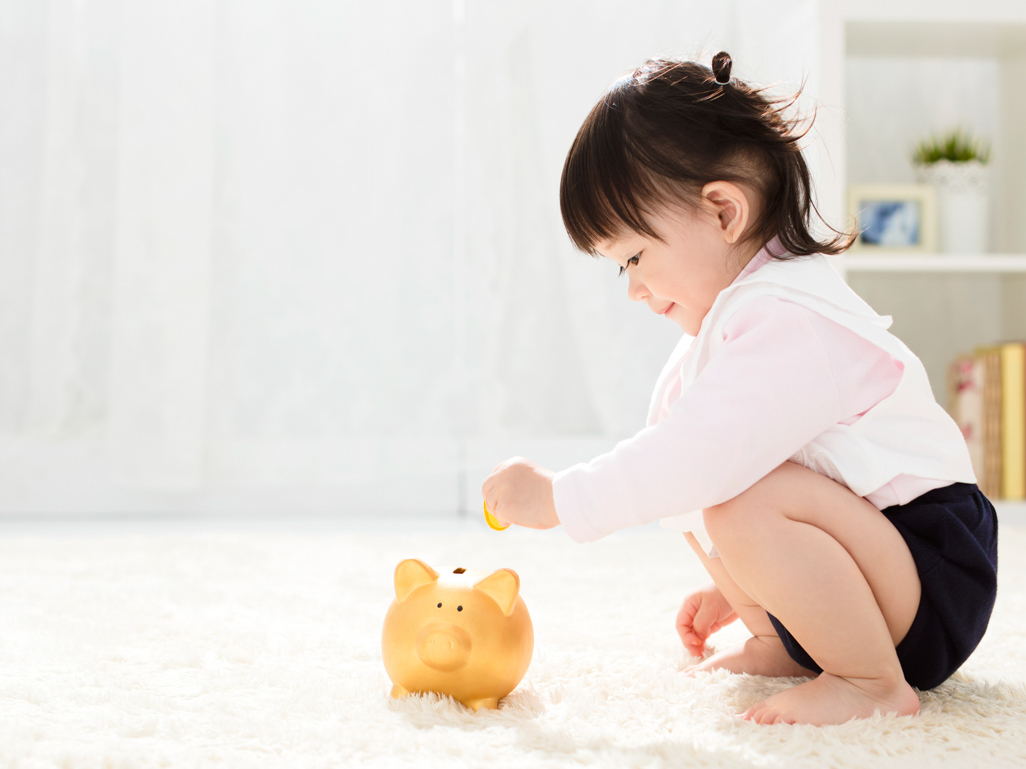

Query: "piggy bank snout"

xmin=415 ymin=622 xmax=472 ymax=672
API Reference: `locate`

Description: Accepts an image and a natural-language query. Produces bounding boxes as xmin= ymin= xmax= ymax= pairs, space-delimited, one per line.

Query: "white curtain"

xmin=0 ymin=0 xmax=821 ymax=515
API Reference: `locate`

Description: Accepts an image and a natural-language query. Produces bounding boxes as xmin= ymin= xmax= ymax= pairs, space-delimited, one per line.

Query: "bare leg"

xmin=682 ymin=532 xmax=817 ymax=678
xmin=703 ymin=461 xmax=922 ymax=726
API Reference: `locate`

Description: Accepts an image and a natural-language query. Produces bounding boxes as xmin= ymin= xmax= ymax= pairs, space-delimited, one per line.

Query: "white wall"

xmin=0 ymin=0 xmax=823 ymax=516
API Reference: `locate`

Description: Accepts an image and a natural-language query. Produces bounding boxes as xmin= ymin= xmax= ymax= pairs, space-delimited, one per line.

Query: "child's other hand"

xmin=481 ymin=457 xmax=559 ymax=530
xmin=676 ymin=581 xmax=738 ymax=657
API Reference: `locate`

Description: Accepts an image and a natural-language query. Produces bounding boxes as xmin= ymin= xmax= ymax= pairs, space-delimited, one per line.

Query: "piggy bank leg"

xmin=464 ymin=697 xmax=499 ymax=711
xmin=390 ymin=684 xmax=410 ymax=699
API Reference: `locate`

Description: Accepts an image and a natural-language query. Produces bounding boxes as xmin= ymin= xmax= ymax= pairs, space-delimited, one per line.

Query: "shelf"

xmin=836 ymin=254 xmax=1026 ymax=273
xmin=846 ymin=19 xmax=1026 ymax=58
xmin=822 ymin=8 xmax=1026 ymax=260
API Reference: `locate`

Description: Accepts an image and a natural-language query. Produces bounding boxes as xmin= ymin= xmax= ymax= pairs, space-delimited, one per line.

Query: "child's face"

xmin=594 ymin=200 xmax=753 ymax=337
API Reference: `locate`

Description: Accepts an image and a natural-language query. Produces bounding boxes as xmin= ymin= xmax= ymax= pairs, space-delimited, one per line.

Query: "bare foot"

xmin=741 ymin=671 xmax=921 ymax=725
xmin=684 ymin=634 xmax=816 ymax=678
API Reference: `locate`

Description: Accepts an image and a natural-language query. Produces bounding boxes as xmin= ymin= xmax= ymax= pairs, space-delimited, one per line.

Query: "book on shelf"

xmin=947 ymin=342 xmax=1026 ymax=501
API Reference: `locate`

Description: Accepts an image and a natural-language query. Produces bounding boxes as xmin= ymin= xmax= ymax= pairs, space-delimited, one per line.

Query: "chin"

xmin=676 ymin=314 xmax=700 ymax=334
xmin=664 ymin=306 xmax=696 ymax=334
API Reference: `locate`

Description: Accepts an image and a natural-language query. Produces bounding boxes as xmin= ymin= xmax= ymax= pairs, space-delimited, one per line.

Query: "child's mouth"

xmin=660 ymin=303 xmax=675 ymax=315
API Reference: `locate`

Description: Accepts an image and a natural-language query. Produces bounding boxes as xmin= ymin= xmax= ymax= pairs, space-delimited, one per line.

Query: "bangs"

xmin=559 ymin=94 xmax=667 ymax=255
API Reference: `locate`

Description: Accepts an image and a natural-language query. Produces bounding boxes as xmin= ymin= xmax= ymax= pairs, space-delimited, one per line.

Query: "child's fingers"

xmin=481 ymin=470 xmax=505 ymax=512
xmin=676 ymin=621 xmax=694 ymax=648
xmin=483 ymin=501 xmax=513 ymax=530
xmin=691 ymin=599 xmax=722 ymax=640
xmin=676 ymin=596 xmax=698 ymax=630
xmin=676 ymin=595 xmax=702 ymax=645
xmin=682 ymin=632 xmax=704 ymax=656
xmin=488 ymin=501 xmax=508 ymax=526
xmin=482 ymin=468 xmax=515 ymax=527
xmin=481 ymin=467 xmax=501 ymax=498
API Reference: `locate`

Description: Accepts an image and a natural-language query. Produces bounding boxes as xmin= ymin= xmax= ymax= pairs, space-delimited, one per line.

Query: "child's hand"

xmin=676 ymin=581 xmax=739 ymax=657
xmin=481 ymin=457 xmax=559 ymax=530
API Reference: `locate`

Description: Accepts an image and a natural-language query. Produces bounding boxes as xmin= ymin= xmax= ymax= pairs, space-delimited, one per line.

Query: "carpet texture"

xmin=2 ymin=519 xmax=1025 ymax=768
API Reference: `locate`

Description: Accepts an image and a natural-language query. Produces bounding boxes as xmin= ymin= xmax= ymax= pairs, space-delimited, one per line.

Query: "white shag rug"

xmin=2 ymin=517 xmax=1025 ymax=768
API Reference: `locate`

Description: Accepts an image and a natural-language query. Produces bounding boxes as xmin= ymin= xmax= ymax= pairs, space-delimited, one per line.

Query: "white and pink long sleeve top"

xmin=552 ymin=240 xmax=976 ymax=550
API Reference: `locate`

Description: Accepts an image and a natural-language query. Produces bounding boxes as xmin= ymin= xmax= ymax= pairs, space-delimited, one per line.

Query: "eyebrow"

xmin=595 ymin=243 xmax=635 ymax=264
xmin=618 ymin=247 xmax=641 ymax=264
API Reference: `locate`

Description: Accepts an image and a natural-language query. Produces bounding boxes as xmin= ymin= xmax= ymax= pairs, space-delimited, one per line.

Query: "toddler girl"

xmin=481 ymin=52 xmax=998 ymax=726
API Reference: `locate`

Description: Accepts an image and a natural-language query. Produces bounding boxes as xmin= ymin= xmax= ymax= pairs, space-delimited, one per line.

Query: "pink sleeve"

xmin=552 ymin=296 xmax=899 ymax=543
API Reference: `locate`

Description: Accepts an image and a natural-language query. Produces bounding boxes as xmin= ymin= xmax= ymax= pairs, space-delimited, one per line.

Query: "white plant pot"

xmin=915 ymin=159 xmax=990 ymax=254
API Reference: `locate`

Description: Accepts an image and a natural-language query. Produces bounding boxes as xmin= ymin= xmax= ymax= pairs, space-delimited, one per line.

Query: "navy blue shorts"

xmin=766 ymin=481 xmax=998 ymax=691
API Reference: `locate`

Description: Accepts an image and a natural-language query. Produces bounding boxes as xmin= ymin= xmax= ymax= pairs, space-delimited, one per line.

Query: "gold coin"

xmin=483 ymin=500 xmax=510 ymax=531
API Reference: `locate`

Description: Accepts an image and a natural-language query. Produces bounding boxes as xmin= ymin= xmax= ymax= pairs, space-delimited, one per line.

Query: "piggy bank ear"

xmin=394 ymin=559 xmax=439 ymax=602
xmin=473 ymin=568 xmax=520 ymax=616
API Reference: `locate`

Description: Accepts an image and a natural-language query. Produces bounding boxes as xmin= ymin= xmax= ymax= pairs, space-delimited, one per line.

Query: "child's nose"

xmin=627 ymin=272 xmax=649 ymax=302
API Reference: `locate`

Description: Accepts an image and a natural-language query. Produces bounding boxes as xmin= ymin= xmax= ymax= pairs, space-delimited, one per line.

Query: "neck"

xmin=726 ymin=238 xmax=764 ymax=279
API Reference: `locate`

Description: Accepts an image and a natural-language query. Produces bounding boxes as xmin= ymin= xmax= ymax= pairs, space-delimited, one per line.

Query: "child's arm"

xmin=483 ymin=298 xmax=901 ymax=543
xmin=553 ymin=298 xmax=847 ymax=542
xmin=481 ymin=457 xmax=559 ymax=529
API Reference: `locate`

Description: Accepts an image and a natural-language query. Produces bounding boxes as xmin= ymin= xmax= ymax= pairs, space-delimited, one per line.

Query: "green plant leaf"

xmin=911 ymin=127 xmax=990 ymax=165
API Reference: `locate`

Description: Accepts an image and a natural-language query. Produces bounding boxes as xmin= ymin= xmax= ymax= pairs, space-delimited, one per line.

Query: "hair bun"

xmin=712 ymin=51 xmax=732 ymax=84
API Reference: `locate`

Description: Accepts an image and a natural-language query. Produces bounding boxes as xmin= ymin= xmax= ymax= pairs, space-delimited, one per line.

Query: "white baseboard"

xmin=0 ymin=435 xmax=623 ymax=516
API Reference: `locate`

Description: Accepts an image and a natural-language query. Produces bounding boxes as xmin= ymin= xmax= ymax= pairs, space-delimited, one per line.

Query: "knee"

xmin=702 ymin=495 xmax=748 ymax=548
xmin=702 ymin=462 xmax=793 ymax=546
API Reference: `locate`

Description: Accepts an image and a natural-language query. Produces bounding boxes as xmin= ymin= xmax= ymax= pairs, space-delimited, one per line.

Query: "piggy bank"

xmin=382 ymin=558 xmax=533 ymax=711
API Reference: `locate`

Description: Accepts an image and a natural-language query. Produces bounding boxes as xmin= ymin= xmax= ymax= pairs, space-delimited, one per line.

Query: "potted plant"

xmin=912 ymin=128 xmax=991 ymax=254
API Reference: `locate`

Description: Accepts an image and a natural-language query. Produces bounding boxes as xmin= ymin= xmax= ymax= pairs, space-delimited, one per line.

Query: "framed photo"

xmin=847 ymin=184 xmax=938 ymax=253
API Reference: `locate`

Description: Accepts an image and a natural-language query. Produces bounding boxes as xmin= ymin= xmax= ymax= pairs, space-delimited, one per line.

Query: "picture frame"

xmin=847 ymin=184 xmax=938 ymax=253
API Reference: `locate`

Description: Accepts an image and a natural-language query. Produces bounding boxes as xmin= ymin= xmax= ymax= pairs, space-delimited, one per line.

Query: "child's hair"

xmin=559 ymin=52 xmax=854 ymax=261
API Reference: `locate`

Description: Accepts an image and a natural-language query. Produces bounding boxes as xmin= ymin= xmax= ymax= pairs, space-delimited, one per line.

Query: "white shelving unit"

xmin=834 ymin=254 xmax=1026 ymax=277
xmin=818 ymin=2 xmax=1026 ymax=518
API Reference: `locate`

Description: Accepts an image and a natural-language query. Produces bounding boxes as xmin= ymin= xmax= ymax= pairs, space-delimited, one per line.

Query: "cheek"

xmin=664 ymin=272 xmax=693 ymax=299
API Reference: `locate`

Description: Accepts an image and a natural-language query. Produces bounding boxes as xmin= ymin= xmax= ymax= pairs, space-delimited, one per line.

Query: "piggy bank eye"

xmin=457 ymin=605 xmax=463 ymax=612
xmin=437 ymin=603 xmax=442 ymax=608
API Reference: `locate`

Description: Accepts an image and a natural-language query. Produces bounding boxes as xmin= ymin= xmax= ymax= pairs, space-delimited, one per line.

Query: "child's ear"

xmin=701 ymin=181 xmax=750 ymax=245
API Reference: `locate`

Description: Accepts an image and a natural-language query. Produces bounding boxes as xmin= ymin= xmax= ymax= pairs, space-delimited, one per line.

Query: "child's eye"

xmin=618 ymin=254 xmax=640 ymax=277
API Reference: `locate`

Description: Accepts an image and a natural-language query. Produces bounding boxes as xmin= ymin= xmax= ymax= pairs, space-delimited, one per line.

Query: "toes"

xmin=743 ymin=705 xmax=775 ymax=725
xmin=747 ymin=707 xmax=795 ymax=726
xmin=742 ymin=709 xmax=767 ymax=725
xmin=682 ymin=659 xmax=709 ymax=677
